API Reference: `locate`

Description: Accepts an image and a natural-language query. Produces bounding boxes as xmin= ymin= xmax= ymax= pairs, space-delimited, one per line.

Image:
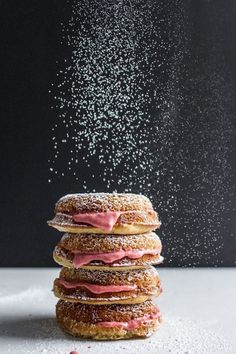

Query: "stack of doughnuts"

xmin=48 ymin=193 xmax=163 ymax=340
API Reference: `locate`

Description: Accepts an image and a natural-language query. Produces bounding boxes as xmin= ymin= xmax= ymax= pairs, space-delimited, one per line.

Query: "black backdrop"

xmin=0 ymin=0 xmax=236 ymax=267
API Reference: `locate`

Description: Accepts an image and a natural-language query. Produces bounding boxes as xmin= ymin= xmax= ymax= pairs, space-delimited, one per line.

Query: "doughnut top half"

xmin=54 ymin=193 xmax=153 ymax=214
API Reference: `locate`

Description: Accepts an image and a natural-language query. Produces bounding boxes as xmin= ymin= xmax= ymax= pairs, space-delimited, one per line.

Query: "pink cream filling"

xmin=98 ymin=310 xmax=160 ymax=330
xmin=58 ymin=279 xmax=137 ymax=294
xmin=72 ymin=210 xmax=153 ymax=232
xmin=72 ymin=248 xmax=160 ymax=268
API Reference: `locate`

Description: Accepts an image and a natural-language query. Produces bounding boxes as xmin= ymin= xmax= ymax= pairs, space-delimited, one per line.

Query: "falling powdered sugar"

xmin=48 ymin=0 xmax=235 ymax=266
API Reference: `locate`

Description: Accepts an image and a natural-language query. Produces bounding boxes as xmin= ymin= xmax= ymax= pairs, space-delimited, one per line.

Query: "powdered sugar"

xmin=0 ymin=287 xmax=49 ymax=305
xmin=48 ymin=0 xmax=235 ymax=267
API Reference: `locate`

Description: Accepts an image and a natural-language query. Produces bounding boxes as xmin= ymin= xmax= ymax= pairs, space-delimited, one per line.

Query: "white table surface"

xmin=0 ymin=268 xmax=235 ymax=354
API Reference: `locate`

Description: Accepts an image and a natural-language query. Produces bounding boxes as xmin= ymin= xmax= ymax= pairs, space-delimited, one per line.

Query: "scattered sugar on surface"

xmin=1 ymin=313 xmax=234 ymax=354
xmin=0 ymin=287 xmax=49 ymax=305
xmin=49 ymin=0 xmax=234 ymax=266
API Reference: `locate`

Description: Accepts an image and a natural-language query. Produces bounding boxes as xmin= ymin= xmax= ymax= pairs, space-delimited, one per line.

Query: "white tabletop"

xmin=0 ymin=268 xmax=235 ymax=354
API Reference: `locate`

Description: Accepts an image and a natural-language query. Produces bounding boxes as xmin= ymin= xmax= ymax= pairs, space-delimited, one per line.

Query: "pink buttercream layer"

xmin=98 ymin=310 xmax=160 ymax=330
xmin=72 ymin=248 xmax=160 ymax=268
xmin=72 ymin=211 xmax=122 ymax=231
xmin=72 ymin=209 xmax=154 ymax=232
xmin=58 ymin=279 xmax=137 ymax=294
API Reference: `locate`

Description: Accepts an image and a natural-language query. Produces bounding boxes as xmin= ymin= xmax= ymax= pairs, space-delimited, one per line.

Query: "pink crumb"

xmin=70 ymin=351 xmax=78 ymax=354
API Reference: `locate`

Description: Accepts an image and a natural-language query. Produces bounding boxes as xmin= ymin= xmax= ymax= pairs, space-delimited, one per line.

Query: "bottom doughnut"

xmin=56 ymin=300 xmax=162 ymax=340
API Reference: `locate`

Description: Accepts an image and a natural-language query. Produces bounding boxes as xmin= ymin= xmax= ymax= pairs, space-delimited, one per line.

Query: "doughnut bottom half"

xmin=56 ymin=300 xmax=162 ymax=340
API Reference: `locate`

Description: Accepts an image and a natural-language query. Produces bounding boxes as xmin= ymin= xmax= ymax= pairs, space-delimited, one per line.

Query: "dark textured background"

xmin=0 ymin=0 xmax=235 ymax=266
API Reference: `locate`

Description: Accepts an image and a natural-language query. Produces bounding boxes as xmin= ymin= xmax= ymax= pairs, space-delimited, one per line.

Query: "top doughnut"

xmin=48 ymin=193 xmax=161 ymax=235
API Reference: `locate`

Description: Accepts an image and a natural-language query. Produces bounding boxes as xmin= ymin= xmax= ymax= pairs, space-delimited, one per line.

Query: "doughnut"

xmin=48 ymin=193 xmax=161 ymax=234
xmin=56 ymin=299 xmax=162 ymax=340
xmin=53 ymin=232 xmax=163 ymax=270
xmin=53 ymin=267 xmax=162 ymax=305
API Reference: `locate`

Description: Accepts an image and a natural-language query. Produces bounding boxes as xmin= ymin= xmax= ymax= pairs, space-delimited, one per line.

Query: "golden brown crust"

xmin=53 ymin=267 xmax=162 ymax=304
xmin=57 ymin=232 xmax=161 ymax=253
xmin=53 ymin=232 xmax=162 ymax=269
xmin=56 ymin=300 xmax=161 ymax=339
xmin=56 ymin=299 xmax=158 ymax=323
xmin=54 ymin=193 xmax=153 ymax=214
xmin=59 ymin=266 xmax=160 ymax=285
